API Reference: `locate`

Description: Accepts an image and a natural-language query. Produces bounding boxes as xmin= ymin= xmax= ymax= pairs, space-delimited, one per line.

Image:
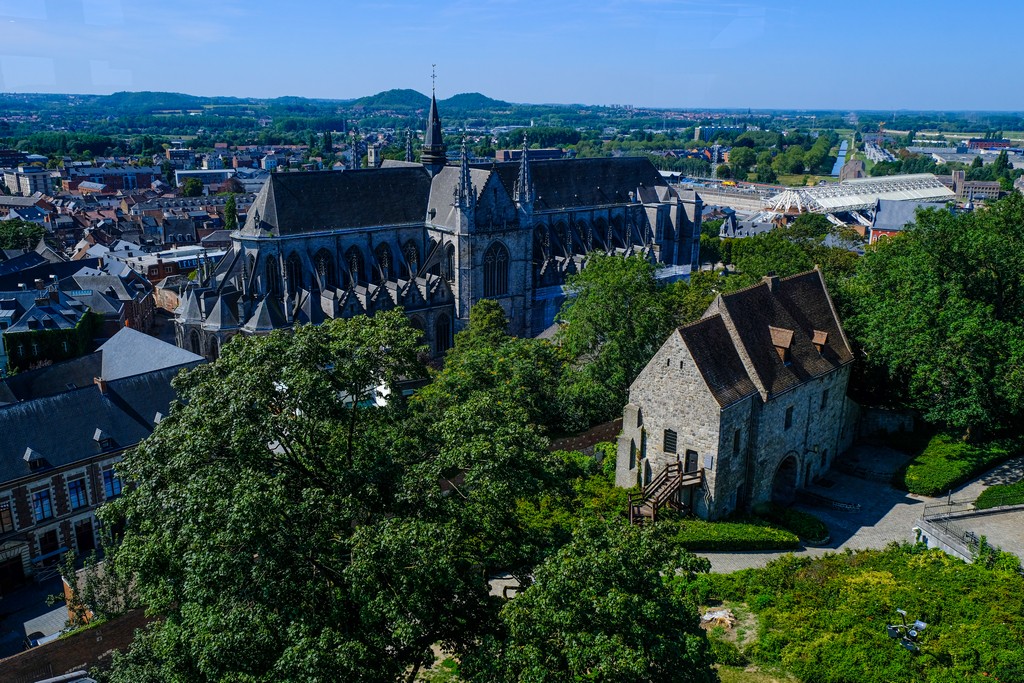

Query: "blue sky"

xmin=0 ymin=0 xmax=1020 ymax=110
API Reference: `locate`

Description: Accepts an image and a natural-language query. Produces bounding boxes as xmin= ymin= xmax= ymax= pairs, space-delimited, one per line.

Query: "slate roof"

xmin=678 ymin=315 xmax=758 ymax=407
xmin=97 ymin=327 xmax=203 ymax=380
xmin=871 ymin=199 xmax=948 ymax=233
xmin=427 ymin=166 xmax=494 ymax=230
xmin=0 ymin=327 xmax=202 ymax=404
xmin=0 ymin=366 xmax=184 ymax=485
xmin=240 ymin=168 xmax=432 ymax=236
xmin=491 ymin=157 xmax=671 ymax=211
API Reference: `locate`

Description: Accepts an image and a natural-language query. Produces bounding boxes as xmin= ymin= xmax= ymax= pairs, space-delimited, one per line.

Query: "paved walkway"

xmin=701 ymin=447 xmax=1024 ymax=573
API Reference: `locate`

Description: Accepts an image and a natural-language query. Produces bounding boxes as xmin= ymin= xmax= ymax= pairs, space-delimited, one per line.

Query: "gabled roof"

xmin=97 ymin=326 xmax=203 ymax=380
xmin=239 ymin=168 xmax=431 ymax=236
xmin=713 ymin=270 xmax=853 ymax=399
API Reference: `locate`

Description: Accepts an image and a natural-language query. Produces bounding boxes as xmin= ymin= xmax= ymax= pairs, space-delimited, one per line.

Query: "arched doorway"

xmin=771 ymin=454 xmax=799 ymax=506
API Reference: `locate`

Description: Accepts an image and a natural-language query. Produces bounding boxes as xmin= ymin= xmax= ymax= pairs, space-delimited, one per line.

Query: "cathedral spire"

xmin=513 ymin=132 xmax=534 ymax=205
xmin=405 ymin=129 xmax=414 ymax=163
xmin=421 ymin=66 xmax=447 ymax=176
xmin=456 ymin=137 xmax=475 ymax=209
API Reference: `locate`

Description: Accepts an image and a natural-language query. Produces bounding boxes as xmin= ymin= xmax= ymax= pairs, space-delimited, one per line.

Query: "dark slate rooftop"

xmin=0 ymin=366 xmax=184 ymax=485
xmin=491 ymin=156 xmax=671 ymax=211
xmin=96 ymin=326 xmax=204 ymax=380
xmin=239 ymin=168 xmax=432 ymax=236
xmin=0 ymin=327 xmax=202 ymax=404
xmin=678 ymin=315 xmax=758 ymax=407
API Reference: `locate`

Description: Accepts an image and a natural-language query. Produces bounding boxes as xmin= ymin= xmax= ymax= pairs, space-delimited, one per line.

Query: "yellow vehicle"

xmin=721 ymin=180 xmax=737 ymax=187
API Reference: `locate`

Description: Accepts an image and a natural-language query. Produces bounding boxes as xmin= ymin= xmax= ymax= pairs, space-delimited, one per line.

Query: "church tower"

xmin=421 ymin=74 xmax=447 ymax=177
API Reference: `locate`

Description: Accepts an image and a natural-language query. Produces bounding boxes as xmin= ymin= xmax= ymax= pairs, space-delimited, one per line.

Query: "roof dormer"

xmin=769 ymin=325 xmax=794 ymax=365
xmin=812 ymin=329 xmax=829 ymax=354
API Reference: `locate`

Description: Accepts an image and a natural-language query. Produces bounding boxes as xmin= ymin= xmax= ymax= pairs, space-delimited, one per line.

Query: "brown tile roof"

xmin=678 ymin=316 xmax=758 ymax=407
xmin=714 ymin=269 xmax=853 ymax=399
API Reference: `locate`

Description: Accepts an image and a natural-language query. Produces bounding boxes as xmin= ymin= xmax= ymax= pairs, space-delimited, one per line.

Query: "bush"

xmin=670 ymin=517 xmax=800 ymax=552
xmin=754 ymin=503 xmax=829 ymax=544
xmin=901 ymin=433 xmax=1022 ymax=496
xmin=976 ymin=481 xmax=1024 ymax=510
xmin=703 ymin=544 xmax=1024 ymax=683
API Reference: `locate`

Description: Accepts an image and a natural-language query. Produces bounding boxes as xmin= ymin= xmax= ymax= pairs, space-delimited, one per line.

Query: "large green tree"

xmin=104 ymin=311 xmax=563 ymax=681
xmin=462 ymin=519 xmax=717 ymax=683
xmin=556 ymin=254 xmax=674 ymax=428
xmin=847 ymin=194 xmax=1024 ymax=435
xmin=0 ymin=218 xmax=45 ymax=250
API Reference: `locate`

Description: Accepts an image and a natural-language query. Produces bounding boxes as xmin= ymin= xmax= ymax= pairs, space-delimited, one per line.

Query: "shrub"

xmin=976 ymin=481 xmax=1024 ymax=510
xmin=709 ymin=544 xmax=1024 ymax=683
xmin=670 ymin=517 xmax=800 ymax=552
xmin=901 ymin=434 xmax=1022 ymax=496
xmin=754 ymin=503 xmax=829 ymax=544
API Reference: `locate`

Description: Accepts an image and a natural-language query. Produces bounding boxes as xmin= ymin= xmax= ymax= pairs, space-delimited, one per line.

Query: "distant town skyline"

xmin=0 ymin=0 xmax=1021 ymax=111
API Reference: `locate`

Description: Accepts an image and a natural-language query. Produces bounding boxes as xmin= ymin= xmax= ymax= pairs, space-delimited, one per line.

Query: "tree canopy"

xmin=101 ymin=307 xmax=716 ymax=681
xmin=463 ymin=519 xmax=717 ymax=683
xmin=556 ymin=254 xmax=674 ymax=428
xmin=0 ymin=217 xmax=45 ymax=250
xmin=846 ymin=194 xmax=1024 ymax=434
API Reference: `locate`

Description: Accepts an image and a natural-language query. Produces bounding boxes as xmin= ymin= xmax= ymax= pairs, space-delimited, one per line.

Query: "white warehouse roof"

xmin=767 ymin=174 xmax=955 ymax=213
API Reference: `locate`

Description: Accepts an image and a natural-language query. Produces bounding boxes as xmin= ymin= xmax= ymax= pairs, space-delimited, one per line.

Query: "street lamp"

xmin=886 ymin=608 xmax=927 ymax=653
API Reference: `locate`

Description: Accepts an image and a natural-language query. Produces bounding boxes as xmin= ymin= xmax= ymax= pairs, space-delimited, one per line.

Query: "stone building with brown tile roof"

xmin=616 ymin=268 xmax=857 ymax=520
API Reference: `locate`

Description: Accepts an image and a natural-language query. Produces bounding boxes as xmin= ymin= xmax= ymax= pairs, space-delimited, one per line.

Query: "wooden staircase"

xmin=628 ymin=462 xmax=703 ymax=524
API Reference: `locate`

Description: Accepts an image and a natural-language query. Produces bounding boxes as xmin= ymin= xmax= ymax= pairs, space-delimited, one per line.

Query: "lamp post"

xmin=886 ymin=608 xmax=927 ymax=653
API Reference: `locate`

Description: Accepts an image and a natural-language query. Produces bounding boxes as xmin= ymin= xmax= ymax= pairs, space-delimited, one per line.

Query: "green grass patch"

xmin=753 ymin=503 xmax=829 ymax=545
xmin=671 ymin=517 xmax=799 ymax=552
xmin=976 ymin=481 xmax=1024 ymax=510
xmin=900 ymin=433 xmax=1023 ymax=496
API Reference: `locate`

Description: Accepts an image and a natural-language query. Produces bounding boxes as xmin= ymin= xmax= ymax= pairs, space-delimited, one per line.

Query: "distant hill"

xmin=440 ymin=92 xmax=511 ymax=110
xmin=352 ymin=89 xmax=430 ymax=110
xmin=98 ymin=91 xmax=250 ymax=112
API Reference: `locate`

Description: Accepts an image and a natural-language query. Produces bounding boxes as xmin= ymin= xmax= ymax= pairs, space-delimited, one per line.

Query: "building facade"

xmin=616 ymin=270 xmax=856 ymax=520
xmin=175 ymin=96 xmax=703 ymax=358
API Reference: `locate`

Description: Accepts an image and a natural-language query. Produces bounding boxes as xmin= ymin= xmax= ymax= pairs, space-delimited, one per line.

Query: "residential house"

xmin=0 ymin=328 xmax=203 ymax=592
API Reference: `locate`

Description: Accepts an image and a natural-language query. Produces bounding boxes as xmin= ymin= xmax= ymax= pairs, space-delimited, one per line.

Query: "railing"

xmin=923 ymin=489 xmax=1024 ymax=520
xmin=628 ymin=463 xmax=703 ymax=525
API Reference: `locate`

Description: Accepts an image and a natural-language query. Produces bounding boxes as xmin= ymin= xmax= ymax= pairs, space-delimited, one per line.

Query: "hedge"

xmin=671 ymin=517 xmax=799 ymax=552
xmin=901 ymin=433 xmax=1023 ymax=497
xmin=976 ymin=481 xmax=1024 ymax=510
xmin=754 ymin=503 xmax=829 ymax=545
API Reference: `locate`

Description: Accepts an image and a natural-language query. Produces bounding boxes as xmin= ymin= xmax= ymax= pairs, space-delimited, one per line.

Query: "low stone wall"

xmin=550 ymin=418 xmax=622 ymax=456
xmin=0 ymin=610 xmax=149 ymax=683
xmin=914 ymin=518 xmax=973 ymax=563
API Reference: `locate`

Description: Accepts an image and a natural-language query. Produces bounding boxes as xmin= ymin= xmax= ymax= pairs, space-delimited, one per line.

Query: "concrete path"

xmin=700 ymin=448 xmax=1024 ymax=573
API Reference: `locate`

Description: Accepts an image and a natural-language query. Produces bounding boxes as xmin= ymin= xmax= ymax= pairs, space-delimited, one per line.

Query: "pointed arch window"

xmin=444 ymin=244 xmax=456 ymax=283
xmin=265 ymin=255 xmax=281 ymax=295
xmin=404 ymin=240 xmax=419 ymax=279
xmin=483 ymin=242 xmax=509 ymax=297
xmin=435 ymin=314 xmax=452 ymax=355
xmin=346 ymin=247 xmax=364 ymax=288
xmin=286 ymin=252 xmax=304 ymax=292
